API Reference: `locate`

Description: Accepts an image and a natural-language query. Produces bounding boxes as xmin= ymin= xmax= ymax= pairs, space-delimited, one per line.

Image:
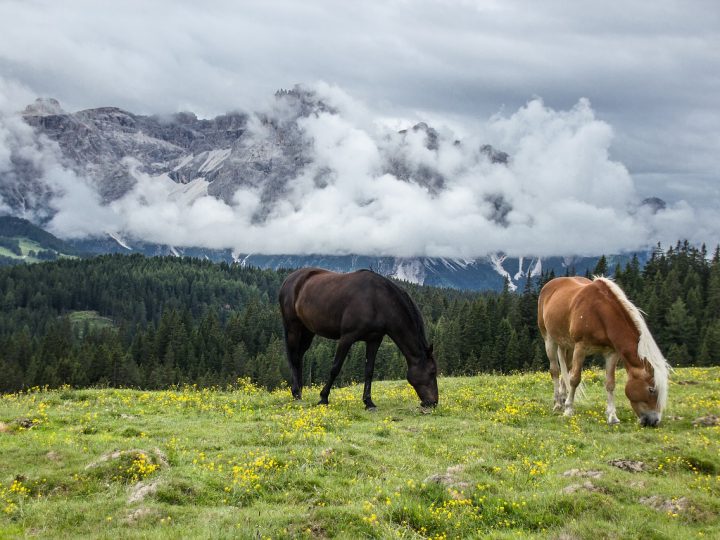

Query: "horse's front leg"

xmin=604 ymin=352 xmax=620 ymax=425
xmin=318 ymin=335 xmax=354 ymax=406
xmin=564 ymin=344 xmax=586 ymax=417
xmin=362 ymin=339 xmax=382 ymax=410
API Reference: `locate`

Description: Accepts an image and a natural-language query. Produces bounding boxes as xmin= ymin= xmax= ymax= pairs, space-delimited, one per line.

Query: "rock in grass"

xmin=562 ymin=469 xmax=603 ymax=478
xmin=639 ymin=495 xmax=690 ymax=514
xmin=562 ymin=481 xmax=605 ymax=494
xmin=128 ymin=478 xmax=162 ymax=504
xmin=424 ymin=464 xmax=470 ymax=490
xmin=14 ymin=418 xmax=35 ymax=429
xmin=608 ymin=459 xmax=646 ymax=472
xmin=85 ymin=448 xmax=168 ymax=470
xmin=124 ymin=506 xmax=160 ymax=524
xmin=692 ymin=415 xmax=719 ymax=426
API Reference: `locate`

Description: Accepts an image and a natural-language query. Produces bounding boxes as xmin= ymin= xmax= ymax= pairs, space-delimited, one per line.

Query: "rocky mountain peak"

xmin=22 ymin=97 xmax=65 ymax=117
xmin=274 ymin=85 xmax=338 ymax=118
xmin=480 ymin=144 xmax=509 ymax=165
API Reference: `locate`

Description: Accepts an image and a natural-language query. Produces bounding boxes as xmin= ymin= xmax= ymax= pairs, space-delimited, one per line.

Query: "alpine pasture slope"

xmin=0 ymin=368 xmax=718 ymax=539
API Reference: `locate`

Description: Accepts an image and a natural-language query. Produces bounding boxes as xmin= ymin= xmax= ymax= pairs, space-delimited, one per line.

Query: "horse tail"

xmin=593 ymin=276 xmax=670 ymax=413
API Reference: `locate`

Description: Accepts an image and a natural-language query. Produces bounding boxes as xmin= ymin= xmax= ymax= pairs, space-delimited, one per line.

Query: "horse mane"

xmin=593 ymin=276 xmax=670 ymax=412
xmin=374 ymin=273 xmax=429 ymax=351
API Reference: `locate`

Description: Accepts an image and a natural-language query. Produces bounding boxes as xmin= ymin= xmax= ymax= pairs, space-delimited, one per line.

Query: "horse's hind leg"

xmin=362 ymin=339 xmax=382 ymax=410
xmin=604 ymin=352 xmax=620 ymax=425
xmin=545 ymin=338 xmax=563 ymax=412
xmin=563 ymin=344 xmax=586 ymax=417
xmin=318 ymin=335 xmax=355 ymax=406
xmin=284 ymin=324 xmax=314 ymax=400
xmin=557 ymin=347 xmax=569 ymax=405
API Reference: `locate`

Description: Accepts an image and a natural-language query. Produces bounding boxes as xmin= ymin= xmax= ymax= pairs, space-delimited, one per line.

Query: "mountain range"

xmin=0 ymin=215 xmax=647 ymax=291
xmin=0 ymin=88 xmax=657 ymax=290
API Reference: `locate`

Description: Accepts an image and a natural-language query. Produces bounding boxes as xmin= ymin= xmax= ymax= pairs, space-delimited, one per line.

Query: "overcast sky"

xmin=0 ymin=0 xmax=718 ymax=253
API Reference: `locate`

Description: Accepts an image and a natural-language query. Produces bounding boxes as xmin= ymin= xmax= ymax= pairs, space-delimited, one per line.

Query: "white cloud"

xmin=12 ymin=87 xmax=712 ymax=257
xmin=0 ymin=0 xmax=718 ymax=209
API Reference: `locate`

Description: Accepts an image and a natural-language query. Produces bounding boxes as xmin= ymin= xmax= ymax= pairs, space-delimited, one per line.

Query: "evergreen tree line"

xmin=0 ymin=242 xmax=718 ymax=393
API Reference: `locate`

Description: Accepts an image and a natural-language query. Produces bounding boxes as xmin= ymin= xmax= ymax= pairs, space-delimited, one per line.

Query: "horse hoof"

xmin=316 ymin=400 xmax=329 ymax=407
xmin=365 ymin=405 xmax=377 ymax=412
xmin=553 ymin=404 xmax=563 ymax=413
xmin=607 ymin=416 xmax=620 ymax=425
xmin=563 ymin=408 xmax=574 ymax=417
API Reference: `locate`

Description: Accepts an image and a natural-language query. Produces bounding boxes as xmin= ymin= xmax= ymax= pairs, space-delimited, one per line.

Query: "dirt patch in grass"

xmin=46 ymin=451 xmax=62 ymax=461
xmin=295 ymin=522 xmax=328 ymax=539
xmin=0 ymin=422 xmax=11 ymax=433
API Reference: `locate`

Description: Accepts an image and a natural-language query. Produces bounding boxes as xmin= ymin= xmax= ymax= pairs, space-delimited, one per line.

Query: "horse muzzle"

xmin=420 ymin=400 xmax=438 ymax=408
xmin=639 ymin=412 xmax=660 ymax=427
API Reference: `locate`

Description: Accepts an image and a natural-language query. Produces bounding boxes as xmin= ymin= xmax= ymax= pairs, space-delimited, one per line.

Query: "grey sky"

xmin=0 ymin=0 xmax=718 ymax=210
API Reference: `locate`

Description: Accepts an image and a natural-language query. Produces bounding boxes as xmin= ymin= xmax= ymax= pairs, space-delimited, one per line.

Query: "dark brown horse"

xmin=279 ymin=268 xmax=438 ymax=409
xmin=538 ymin=276 xmax=670 ymax=427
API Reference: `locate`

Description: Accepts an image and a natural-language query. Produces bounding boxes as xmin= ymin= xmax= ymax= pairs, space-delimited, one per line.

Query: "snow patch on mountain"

xmin=198 ymin=149 xmax=232 ymax=173
xmin=392 ymin=258 xmax=426 ymax=285
xmin=490 ymin=253 xmax=517 ymax=291
xmin=173 ymin=154 xmax=195 ymax=171
xmin=166 ymin=176 xmax=209 ymax=204
xmin=107 ymin=231 xmax=132 ymax=250
xmin=530 ymin=258 xmax=542 ymax=277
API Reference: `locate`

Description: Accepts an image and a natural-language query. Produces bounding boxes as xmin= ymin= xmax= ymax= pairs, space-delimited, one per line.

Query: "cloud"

xmin=7 ymin=85 xmax=711 ymax=258
xmin=0 ymin=0 xmax=718 ymax=210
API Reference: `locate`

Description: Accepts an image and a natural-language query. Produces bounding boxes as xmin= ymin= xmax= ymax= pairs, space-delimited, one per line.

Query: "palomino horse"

xmin=279 ymin=268 xmax=438 ymax=409
xmin=538 ymin=276 xmax=669 ymax=427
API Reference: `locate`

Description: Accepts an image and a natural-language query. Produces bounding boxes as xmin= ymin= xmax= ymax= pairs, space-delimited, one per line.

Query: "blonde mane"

xmin=593 ymin=276 xmax=670 ymax=413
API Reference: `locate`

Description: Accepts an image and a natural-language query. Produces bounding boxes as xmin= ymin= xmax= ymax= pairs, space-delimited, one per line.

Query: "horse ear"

xmin=648 ymin=386 xmax=657 ymax=395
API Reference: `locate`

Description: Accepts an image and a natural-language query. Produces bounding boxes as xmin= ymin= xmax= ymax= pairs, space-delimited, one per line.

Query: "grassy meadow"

xmin=0 ymin=367 xmax=718 ymax=539
xmin=0 ymin=238 xmax=76 ymax=263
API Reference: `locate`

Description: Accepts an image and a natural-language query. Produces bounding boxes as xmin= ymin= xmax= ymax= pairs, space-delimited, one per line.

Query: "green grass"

xmin=67 ymin=311 xmax=115 ymax=333
xmin=1 ymin=368 xmax=718 ymax=539
xmin=0 ymin=237 xmax=77 ymax=263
